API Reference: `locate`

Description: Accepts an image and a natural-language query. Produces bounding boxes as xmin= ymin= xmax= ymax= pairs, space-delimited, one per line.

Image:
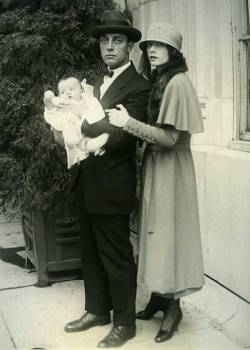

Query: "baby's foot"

xmin=94 ymin=147 xmax=106 ymax=156
xmin=87 ymin=133 xmax=109 ymax=152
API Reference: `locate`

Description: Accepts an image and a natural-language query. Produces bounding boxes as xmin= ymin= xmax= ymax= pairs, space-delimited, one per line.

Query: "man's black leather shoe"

xmin=97 ymin=325 xmax=136 ymax=348
xmin=64 ymin=312 xmax=110 ymax=333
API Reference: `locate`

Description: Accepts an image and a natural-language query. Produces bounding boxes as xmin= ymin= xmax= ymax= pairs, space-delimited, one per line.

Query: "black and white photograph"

xmin=0 ymin=0 xmax=249 ymax=349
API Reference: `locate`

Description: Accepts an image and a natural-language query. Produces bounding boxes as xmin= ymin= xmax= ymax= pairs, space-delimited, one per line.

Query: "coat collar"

xmin=94 ymin=62 xmax=137 ymax=108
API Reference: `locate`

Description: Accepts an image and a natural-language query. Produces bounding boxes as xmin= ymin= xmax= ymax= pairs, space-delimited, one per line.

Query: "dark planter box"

xmin=21 ymin=209 xmax=82 ymax=287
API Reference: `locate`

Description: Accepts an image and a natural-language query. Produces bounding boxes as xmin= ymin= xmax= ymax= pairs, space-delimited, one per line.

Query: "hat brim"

xmin=92 ymin=25 xmax=141 ymax=42
xmin=139 ymin=39 xmax=180 ymax=52
xmin=139 ymin=40 xmax=149 ymax=51
xmin=139 ymin=39 xmax=168 ymax=51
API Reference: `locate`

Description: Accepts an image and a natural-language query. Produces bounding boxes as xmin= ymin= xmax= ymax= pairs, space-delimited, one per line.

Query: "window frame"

xmin=239 ymin=33 xmax=250 ymax=139
xmin=230 ymin=0 xmax=250 ymax=151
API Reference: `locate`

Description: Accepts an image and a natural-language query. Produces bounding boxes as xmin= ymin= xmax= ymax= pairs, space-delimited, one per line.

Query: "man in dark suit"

xmin=56 ymin=10 xmax=150 ymax=348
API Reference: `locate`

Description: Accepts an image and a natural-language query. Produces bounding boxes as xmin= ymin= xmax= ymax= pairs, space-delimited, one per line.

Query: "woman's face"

xmin=147 ymin=41 xmax=169 ymax=67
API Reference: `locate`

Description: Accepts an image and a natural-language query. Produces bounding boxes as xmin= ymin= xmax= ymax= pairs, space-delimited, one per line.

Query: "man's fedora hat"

xmin=92 ymin=10 xmax=141 ymax=42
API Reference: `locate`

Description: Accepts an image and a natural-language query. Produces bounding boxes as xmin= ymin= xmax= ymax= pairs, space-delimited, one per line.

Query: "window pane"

xmin=248 ymin=0 xmax=250 ymax=25
xmin=247 ymin=41 xmax=250 ymax=130
xmin=247 ymin=0 xmax=250 ymax=130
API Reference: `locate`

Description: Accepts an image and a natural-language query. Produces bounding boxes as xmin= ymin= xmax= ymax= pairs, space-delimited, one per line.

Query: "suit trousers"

xmin=77 ymin=200 xmax=137 ymax=326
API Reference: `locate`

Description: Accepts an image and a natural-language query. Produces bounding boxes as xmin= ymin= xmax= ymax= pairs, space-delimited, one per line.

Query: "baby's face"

xmin=58 ymin=78 xmax=82 ymax=101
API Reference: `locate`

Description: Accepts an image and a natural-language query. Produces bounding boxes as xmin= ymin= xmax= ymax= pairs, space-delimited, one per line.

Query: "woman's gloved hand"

xmin=106 ymin=104 xmax=131 ymax=128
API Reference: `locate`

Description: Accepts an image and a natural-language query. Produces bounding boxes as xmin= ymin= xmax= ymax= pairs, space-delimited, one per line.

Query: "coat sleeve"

xmin=123 ymin=117 xmax=180 ymax=148
xmin=81 ymin=84 xmax=150 ymax=150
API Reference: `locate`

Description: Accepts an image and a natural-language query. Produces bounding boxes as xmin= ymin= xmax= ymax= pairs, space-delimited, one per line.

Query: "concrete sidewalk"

xmin=0 ymin=216 xmax=247 ymax=350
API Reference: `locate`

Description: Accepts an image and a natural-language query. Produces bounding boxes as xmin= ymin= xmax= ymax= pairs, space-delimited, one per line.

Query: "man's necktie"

xmin=106 ymin=70 xmax=114 ymax=78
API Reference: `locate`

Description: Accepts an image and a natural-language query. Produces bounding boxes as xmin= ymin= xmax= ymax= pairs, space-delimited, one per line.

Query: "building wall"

xmin=193 ymin=146 xmax=250 ymax=302
xmin=119 ymin=0 xmax=250 ymax=302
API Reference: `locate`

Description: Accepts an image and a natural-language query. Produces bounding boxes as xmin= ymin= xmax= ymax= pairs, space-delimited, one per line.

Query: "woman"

xmin=107 ymin=22 xmax=205 ymax=343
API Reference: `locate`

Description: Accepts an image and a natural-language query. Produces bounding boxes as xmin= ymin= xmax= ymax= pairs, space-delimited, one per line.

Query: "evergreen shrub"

xmin=0 ymin=0 xmax=115 ymax=215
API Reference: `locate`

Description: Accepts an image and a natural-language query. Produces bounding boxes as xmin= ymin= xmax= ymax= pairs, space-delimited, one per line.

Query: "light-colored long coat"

xmin=137 ymin=73 xmax=205 ymax=298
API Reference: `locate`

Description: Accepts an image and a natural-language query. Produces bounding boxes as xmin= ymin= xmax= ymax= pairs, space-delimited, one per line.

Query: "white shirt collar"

xmin=107 ymin=61 xmax=131 ymax=79
xmin=100 ymin=61 xmax=131 ymax=99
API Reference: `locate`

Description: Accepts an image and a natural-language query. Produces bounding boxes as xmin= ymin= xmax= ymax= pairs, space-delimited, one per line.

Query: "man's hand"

xmin=53 ymin=99 xmax=84 ymax=117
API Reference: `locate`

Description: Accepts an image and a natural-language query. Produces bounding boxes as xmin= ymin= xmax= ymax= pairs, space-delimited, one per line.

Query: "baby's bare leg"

xmin=86 ymin=133 xmax=109 ymax=152
xmin=63 ymin=127 xmax=82 ymax=147
xmin=78 ymin=137 xmax=88 ymax=152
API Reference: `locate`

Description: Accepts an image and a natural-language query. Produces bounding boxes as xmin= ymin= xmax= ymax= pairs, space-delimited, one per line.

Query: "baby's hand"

xmin=44 ymin=90 xmax=56 ymax=110
xmin=43 ymin=90 xmax=55 ymax=103
xmin=44 ymin=90 xmax=55 ymax=100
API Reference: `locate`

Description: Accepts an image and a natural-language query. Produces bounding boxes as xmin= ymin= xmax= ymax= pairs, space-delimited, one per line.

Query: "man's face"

xmin=99 ymin=33 xmax=134 ymax=69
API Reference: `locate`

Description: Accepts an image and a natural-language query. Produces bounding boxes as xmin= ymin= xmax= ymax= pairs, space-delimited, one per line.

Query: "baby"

xmin=44 ymin=77 xmax=108 ymax=169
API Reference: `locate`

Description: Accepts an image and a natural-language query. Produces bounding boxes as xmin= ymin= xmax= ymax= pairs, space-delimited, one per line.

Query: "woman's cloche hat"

xmin=139 ymin=22 xmax=183 ymax=51
xmin=91 ymin=10 xmax=141 ymax=43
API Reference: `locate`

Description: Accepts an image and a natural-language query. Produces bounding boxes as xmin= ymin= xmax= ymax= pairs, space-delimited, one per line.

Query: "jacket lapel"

xmin=96 ymin=63 xmax=137 ymax=109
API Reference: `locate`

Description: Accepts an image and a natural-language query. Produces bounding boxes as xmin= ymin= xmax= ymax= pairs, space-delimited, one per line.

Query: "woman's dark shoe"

xmin=136 ymin=293 xmax=170 ymax=320
xmin=136 ymin=308 xmax=160 ymax=320
xmin=155 ymin=301 xmax=182 ymax=343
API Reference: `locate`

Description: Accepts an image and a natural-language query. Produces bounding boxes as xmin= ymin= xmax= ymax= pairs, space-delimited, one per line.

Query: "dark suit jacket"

xmin=71 ymin=62 xmax=150 ymax=215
